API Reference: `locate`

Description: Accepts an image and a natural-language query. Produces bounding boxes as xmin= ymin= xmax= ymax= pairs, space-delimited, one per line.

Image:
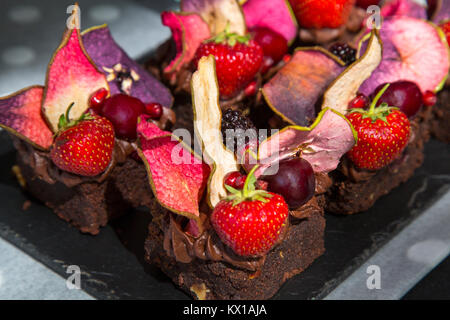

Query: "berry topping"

xmin=282 ymin=54 xmax=292 ymax=64
xmin=224 ymin=171 xmax=247 ymax=190
xmin=251 ymin=27 xmax=288 ymax=71
xmin=244 ymin=81 xmax=258 ymax=97
xmin=221 ymin=108 xmax=256 ymax=152
xmin=100 ymin=93 xmax=145 ymax=140
xmin=289 ymin=0 xmax=356 ymax=29
xmin=356 ymin=0 xmax=381 ymax=9
xmin=349 ymin=93 xmax=370 ymax=110
xmin=51 ymin=104 xmax=115 ymax=177
xmin=263 ymin=157 xmax=315 ymax=209
xmin=423 ymin=90 xmax=437 ymax=107
xmin=193 ymin=30 xmax=263 ymax=99
xmin=372 ymin=81 xmax=423 ymax=118
xmin=211 ymin=166 xmax=289 ymax=257
xmin=145 ymin=102 xmax=163 ymax=119
xmin=330 ymin=43 xmax=357 ymax=66
xmin=89 ymin=88 xmax=109 ymax=111
xmin=347 ymin=84 xmax=411 ymax=170
xmin=439 ymin=20 xmax=450 ymax=45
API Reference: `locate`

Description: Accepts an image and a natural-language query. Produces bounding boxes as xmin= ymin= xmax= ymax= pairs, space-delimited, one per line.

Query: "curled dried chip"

xmin=322 ymin=31 xmax=382 ymax=114
xmin=82 ymin=25 xmax=173 ymax=107
xmin=0 ymin=86 xmax=53 ymax=150
xmin=161 ymin=11 xmax=211 ymax=77
xmin=42 ymin=4 xmax=109 ymax=132
xmin=137 ymin=116 xmax=210 ymax=221
xmin=432 ymin=0 xmax=450 ymax=24
xmin=359 ymin=17 xmax=449 ymax=95
xmin=181 ymin=0 xmax=246 ymax=36
xmin=191 ymin=55 xmax=239 ymax=207
xmin=244 ymin=108 xmax=357 ymax=177
xmin=242 ymin=0 xmax=297 ymax=44
xmin=262 ymin=48 xmax=345 ymax=126
xmin=381 ymin=0 xmax=427 ymax=20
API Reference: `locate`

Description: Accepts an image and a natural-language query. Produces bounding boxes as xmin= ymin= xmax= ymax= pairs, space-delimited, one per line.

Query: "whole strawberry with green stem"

xmin=289 ymin=0 xmax=356 ymax=29
xmin=211 ymin=166 xmax=289 ymax=257
xmin=51 ymin=103 xmax=115 ymax=176
xmin=346 ymin=84 xmax=411 ymax=170
xmin=193 ymin=29 xmax=263 ymax=99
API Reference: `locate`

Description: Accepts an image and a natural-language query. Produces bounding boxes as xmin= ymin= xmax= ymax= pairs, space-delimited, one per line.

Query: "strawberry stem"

xmin=350 ymin=83 xmax=398 ymax=123
xmin=225 ymin=165 xmax=273 ymax=206
xmin=57 ymin=102 xmax=94 ymax=132
xmin=368 ymin=83 xmax=390 ymax=115
xmin=210 ymin=24 xmax=250 ymax=47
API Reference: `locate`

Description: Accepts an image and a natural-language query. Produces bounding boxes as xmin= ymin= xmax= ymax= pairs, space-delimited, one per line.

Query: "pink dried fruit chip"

xmin=42 ymin=4 xmax=109 ymax=132
xmin=0 ymin=86 xmax=53 ymax=150
xmin=242 ymin=0 xmax=297 ymax=44
xmin=161 ymin=11 xmax=211 ymax=78
xmin=137 ymin=115 xmax=211 ymax=221
xmin=359 ymin=16 xmax=449 ymax=95
xmin=243 ymin=108 xmax=357 ymax=178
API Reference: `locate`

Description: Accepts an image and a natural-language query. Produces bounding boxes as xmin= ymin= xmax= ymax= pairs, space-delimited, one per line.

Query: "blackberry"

xmin=221 ymin=109 xmax=256 ymax=153
xmin=330 ymin=43 xmax=357 ymax=66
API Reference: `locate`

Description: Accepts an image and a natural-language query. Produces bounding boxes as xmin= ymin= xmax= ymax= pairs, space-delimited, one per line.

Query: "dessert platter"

xmin=0 ymin=0 xmax=449 ymax=300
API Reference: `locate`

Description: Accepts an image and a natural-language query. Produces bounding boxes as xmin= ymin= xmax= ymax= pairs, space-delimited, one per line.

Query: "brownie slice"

xmin=144 ymin=196 xmax=326 ymax=300
xmin=326 ymin=106 xmax=432 ymax=215
xmin=430 ymin=88 xmax=450 ymax=143
xmin=13 ymin=137 xmax=152 ymax=235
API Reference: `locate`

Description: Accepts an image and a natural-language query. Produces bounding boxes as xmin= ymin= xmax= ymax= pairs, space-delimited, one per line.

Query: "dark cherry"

xmin=422 ymin=91 xmax=437 ymax=107
xmin=349 ymin=93 xmax=370 ymax=109
xmin=224 ymin=171 xmax=246 ymax=190
xmin=251 ymin=27 xmax=288 ymax=71
xmin=372 ymin=81 xmax=423 ymax=117
xmin=89 ymin=88 xmax=108 ymax=111
xmin=263 ymin=157 xmax=315 ymax=209
xmin=101 ymin=93 xmax=145 ymax=140
xmin=145 ymin=102 xmax=163 ymax=119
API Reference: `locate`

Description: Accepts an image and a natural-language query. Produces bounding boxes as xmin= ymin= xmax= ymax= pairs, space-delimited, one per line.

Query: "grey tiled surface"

xmin=0 ymin=238 xmax=93 ymax=300
xmin=326 ymin=190 xmax=450 ymax=300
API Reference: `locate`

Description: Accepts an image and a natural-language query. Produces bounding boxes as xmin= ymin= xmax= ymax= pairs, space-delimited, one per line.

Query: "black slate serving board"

xmin=0 ymin=130 xmax=449 ymax=300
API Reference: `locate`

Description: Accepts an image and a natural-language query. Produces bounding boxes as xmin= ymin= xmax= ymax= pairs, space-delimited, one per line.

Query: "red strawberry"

xmin=289 ymin=0 xmax=356 ymax=29
xmin=346 ymin=84 xmax=411 ymax=170
xmin=193 ymin=31 xmax=263 ymax=99
xmin=440 ymin=21 xmax=450 ymax=46
xmin=51 ymin=104 xmax=115 ymax=176
xmin=211 ymin=167 xmax=289 ymax=257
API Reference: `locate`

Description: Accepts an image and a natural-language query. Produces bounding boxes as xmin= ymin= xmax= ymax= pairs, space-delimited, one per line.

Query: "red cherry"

xmin=423 ymin=91 xmax=437 ymax=107
xmin=89 ymin=88 xmax=108 ymax=111
xmin=282 ymin=54 xmax=291 ymax=64
xmin=349 ymin=93 xmax=370 ymax=109
xmin=372 ymin=81 xmax=423 ymax=118
xmin=101 ymin=94 xmax=145 ymax=140
xmin=251 ymin=27 xmax=288 ymax=63
xmin=244 ymin=81 xmax=258 ymax=97
xmin=145 ymin=102 xmax=163 ymax=119
xmin=224 ymin=171 xmax=246 ymax=190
